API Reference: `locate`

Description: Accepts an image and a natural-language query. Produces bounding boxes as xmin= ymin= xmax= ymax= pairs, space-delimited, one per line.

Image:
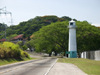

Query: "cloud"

xmin=92 ymin=23 xmax=100 ymax=27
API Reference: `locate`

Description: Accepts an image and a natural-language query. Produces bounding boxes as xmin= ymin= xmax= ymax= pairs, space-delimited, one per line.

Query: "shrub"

xmin=0 ymin=42 xmax=30 ymax=59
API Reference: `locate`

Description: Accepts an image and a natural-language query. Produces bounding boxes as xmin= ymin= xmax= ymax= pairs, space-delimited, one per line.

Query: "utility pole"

xmin=0 ymin=6 xmax=13 ymax=25
xmin=0 ymin=6 xmax=13 ymax=41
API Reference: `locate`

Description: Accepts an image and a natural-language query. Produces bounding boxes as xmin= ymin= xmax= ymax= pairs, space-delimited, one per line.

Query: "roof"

xmin=0 ymin=39 xmax=6 ymax=42
xmin=13 ymin=34 xmax=23 ymax=40
xmin=30 ymin=35 xmax=34 ymax=38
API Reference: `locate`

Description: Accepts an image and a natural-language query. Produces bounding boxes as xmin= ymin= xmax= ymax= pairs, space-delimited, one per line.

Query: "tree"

xmin=32 ymin=21 xmax=69 ymax=56
xmin=25 ymin=40 xmax=34 ymax=50
xmin=61 ymin=16 xmax=71 ymax=21
xmin=2 ymin=15 xmax=74 ymax=39
xmin=23 ymin=32 xmax=27 ymax=39
xmin=32 ymin=20 xmax=100 ymax=56
xmin=7 ymin=34 xmax=17 ymax=41
xmin=22 ymin=45 xmax=27 ymax=51
xmin=17 ymin=41 xmax=23 ymax=48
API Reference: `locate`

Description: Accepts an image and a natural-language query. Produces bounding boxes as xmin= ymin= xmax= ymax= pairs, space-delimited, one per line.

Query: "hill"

xmin=0 ymin=15 xmax=77 ymax=40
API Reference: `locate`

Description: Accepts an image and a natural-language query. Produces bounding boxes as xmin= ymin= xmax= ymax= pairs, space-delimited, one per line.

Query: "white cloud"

xmin=92 ymin=23 xmax=100 ymax=27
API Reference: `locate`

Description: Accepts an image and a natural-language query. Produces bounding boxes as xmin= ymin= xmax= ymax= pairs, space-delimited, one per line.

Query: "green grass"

xmin=58 ymin=58 xmax=100 ymax=75
xmin=0 ymin=57 xmax=36 ymax=66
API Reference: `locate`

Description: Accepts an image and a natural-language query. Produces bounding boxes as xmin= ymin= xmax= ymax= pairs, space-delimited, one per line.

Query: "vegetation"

xmin=25 ymin=40 xmax=34 ymax=50
xmin=0 ymin=15 xmax=100 ymax=56
xmin=31 ymin=20 xmax=100 ymax=55
xmin=0 ymin=16 xmax=76 ymax=40
xmin=0 ymin=57 xmax=36 ymax=66
xmin=32 ymin=21 xmax=69 ymax=56
xmin=58 ymin=58 xmax=100 ymax=75
xmin=0 ymin=42 xmax=30 ymax=59
xmin=22 ymin=45 xmax=27 ymax=51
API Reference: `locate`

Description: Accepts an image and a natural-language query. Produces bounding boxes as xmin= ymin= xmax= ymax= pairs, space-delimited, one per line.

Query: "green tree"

xmin=32 ymin=21 xmax=69 ymax=56
xmin=4 ymin=15 xmax=74 ymax=39
xmin=22 ymin=45 xmax=27 ymax=51
xmin=17 ymin=41 xmax=23 ymax=48
xmin=7 ymin=34 xmax=17 ymax=41
xmin=32 ymin=20 xmax=100 ymax=56
xmin=25 ymin=40 xmax=34 ymax=50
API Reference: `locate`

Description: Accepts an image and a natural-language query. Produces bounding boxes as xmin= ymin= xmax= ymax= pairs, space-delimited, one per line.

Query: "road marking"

xmin=44 ymin=58 xmax=58 ymax=75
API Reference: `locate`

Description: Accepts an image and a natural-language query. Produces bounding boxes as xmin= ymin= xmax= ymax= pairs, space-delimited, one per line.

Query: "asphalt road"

xmin=0 ymin=58 xmax=57 ymax=75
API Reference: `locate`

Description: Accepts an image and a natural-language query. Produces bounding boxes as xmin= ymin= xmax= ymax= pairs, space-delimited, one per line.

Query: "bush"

xmin=0 ymin=42 xmax=30 ymax=59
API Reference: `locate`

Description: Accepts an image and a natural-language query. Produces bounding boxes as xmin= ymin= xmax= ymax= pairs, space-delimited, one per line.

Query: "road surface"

xmin=0 ymin=58 xmax=57 ymax=75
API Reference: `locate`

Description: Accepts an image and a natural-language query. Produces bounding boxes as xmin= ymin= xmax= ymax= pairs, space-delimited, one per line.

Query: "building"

xmin=0 ymin=39 xmax=6 ymax=42
xmin=10 ymin=34 xmax=26 ymax=44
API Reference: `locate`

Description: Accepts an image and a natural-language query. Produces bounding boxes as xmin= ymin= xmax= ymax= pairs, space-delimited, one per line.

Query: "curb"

xmin=44 ymin=58 xmax=58 ymax=75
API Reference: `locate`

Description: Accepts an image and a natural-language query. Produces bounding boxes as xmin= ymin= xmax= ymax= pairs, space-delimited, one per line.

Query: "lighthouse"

xmin=68 ymin=20 xmax=77 ymax=58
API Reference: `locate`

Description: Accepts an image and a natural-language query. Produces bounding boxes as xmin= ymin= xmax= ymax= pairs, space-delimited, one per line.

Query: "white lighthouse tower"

xmin=68 ymin=20 xmax=77 ymax=58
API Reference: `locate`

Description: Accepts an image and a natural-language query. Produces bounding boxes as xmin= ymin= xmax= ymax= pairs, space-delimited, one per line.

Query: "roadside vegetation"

xmin=0 ymin=57 xmax=36 ymax=66
xmin=0 ymin=42 xmax=37 ymax=66
xmin=0 ymin=42 xmax=29 ymax=59
xmin=58 ymin=58 xmax=100 ymax=75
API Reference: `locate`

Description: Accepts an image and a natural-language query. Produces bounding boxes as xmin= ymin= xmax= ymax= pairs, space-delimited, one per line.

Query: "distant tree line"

xmin=0 ymin=15 xmax=77 ymax=40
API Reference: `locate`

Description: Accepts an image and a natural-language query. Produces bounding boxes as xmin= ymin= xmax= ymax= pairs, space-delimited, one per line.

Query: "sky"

xmin=0 ymin=0 xmax=100 ymax=27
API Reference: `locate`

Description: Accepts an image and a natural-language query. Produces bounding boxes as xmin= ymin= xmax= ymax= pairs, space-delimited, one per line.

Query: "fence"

xmin=81 ymin=50 xmax=100 ymax=60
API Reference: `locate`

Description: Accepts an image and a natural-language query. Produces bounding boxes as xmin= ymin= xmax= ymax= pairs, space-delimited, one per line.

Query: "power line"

xmin=0 ymin=6 xmax=13 ymax=41
xmin=0 ymin=6 xmax=13 ymax=25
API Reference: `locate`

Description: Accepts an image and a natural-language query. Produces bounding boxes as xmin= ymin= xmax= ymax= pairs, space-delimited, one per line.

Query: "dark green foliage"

xmin=0 ymin=23 xmax=7 ymax=39
xmin=61 ymin=16 xmax=71 ymax=21
xmin=0 ymin=23 xmax=7 ymax=31
xmin=27 ymin=36 xmax=30 ymax=41
xmin=23 ymin=32 xmax=27 ymax=38
xmin=76 ymin=21 xmax=100 ymax=52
